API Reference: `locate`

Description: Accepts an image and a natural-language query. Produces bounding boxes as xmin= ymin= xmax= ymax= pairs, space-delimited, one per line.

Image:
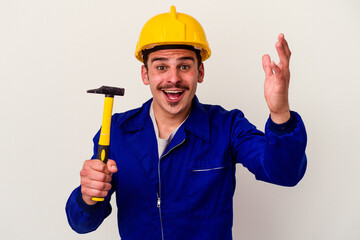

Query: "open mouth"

xmin=163 ymin=90 xmax=185 ymax=101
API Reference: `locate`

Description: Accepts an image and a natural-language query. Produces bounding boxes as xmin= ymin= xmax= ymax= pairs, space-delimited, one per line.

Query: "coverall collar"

xmin=121 ymin=96 xmax=210 ymax=143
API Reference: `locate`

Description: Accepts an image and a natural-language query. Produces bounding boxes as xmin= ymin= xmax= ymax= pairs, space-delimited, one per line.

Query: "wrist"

xmin=268 ymin=111 xmax=298 ymax=136
xmin=270 ymin=110 xmax=291 ymax=124
xmin=75 ymin=188 xmax=100 ymax=214
xmin=82 ymin=195 xmax=97 ymax=206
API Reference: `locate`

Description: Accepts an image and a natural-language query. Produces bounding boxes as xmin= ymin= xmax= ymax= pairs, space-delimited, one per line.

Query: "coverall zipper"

xmin=157 ymin=139 xmax=185 ymax=240
xmin=157 ymin=160 xmax=164 ymax=240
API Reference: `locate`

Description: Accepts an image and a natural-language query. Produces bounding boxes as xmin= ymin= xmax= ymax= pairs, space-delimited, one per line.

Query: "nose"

xmin=167 ymin=67 xmax=181 ymax=84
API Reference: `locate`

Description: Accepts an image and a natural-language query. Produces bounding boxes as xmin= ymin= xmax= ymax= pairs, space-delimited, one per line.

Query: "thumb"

xmin=262 ymin=54 xmax=273 ymax=78
xmin=107 ymin=159 xmax=118 ymax=173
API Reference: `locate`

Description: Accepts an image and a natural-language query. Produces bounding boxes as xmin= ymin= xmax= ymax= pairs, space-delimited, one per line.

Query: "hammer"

xmin=87 ymin=86 xmax=125 ymax=201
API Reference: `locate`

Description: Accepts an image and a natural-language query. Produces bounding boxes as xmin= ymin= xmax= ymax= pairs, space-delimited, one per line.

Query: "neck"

xmin=152 ymin=104 xmax=190 ymax=139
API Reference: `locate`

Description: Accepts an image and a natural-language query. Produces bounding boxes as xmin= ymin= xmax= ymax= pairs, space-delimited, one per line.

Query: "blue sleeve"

xmin=65 ymin=186 xmax=114 ymax=233
xmin=65 ymin=130 xmax=115 ymax=233
xmin=233 ymin=111 xmax=307 ymax=187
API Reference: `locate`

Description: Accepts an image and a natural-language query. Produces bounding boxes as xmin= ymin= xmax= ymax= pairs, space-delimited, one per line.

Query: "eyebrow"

xmin=151 ymin=57 xmax=167 ymax=63
xmin=151 ymin=56 xmax=195 ymax=64
xmin=179 ymin=56 xmax=195 ymax=62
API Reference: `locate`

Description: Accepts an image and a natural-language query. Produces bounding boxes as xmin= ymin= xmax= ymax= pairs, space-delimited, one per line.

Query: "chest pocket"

xmin=187 ymin=155 xmax=234 ymax=218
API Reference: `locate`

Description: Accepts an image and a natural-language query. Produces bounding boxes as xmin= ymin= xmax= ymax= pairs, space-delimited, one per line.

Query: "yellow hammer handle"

xmin=98 ymin=96 xmax=114 ymax=147
xmin=92 ymin=96 xmax=114 ymax=202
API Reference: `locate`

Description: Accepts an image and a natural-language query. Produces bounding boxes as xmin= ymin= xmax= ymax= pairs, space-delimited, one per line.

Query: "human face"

xmin=141 ymin=49 xmax=204 ymax=120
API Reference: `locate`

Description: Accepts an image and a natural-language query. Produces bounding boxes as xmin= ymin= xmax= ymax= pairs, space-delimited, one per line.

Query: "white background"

xmin=1 ymin=0 xmax=359 ymax=239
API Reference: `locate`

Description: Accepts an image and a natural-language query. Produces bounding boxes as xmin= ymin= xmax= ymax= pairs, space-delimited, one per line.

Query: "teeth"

xmin=164 ymin=90 xmax=183 ymax=94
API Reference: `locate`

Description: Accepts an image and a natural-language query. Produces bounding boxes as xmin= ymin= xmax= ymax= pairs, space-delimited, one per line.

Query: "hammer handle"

xmin=92 ymin=96 xmax=114 ymax=202
xmin=96 ymin=145 xmax=109 ymax=163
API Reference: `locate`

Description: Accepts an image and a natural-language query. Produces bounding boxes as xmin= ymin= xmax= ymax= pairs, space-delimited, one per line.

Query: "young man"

xmin=66 ymin=6 xmax=307 ymax=240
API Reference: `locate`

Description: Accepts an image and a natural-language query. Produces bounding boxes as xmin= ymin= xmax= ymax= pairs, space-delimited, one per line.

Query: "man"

xmin=66 ymin=6 xmax=307 ymax=240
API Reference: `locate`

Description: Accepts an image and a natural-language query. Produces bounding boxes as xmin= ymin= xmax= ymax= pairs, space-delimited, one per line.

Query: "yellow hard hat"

xmin=135 ymin=6 xmax=211 ymax=62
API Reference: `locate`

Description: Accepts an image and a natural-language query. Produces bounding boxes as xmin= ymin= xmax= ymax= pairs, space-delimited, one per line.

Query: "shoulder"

xmin=111 ymin=99 xmax=152 ymax=128
xmin=191 ymin=97 xmax=254 ymax=133
xmin=194 ymin=99 xmax=246 ymax=121
xmin=112 ymin=107 xmax=142 ymax=123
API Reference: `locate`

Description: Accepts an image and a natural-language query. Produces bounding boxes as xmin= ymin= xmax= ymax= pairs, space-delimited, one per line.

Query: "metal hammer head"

xmin=87 ymin=86 xmax=125 ymax=97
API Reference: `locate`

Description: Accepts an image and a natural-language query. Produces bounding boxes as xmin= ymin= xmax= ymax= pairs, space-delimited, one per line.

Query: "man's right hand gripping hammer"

xmin=80 ymin=159 xmax=118 ymax=205
xmin=85 ymin=86 xmax=124 ymax=203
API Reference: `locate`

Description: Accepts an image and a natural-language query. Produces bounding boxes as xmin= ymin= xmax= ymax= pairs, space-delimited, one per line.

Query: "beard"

xmin=168 ymin=102 xmax=179 ymax=107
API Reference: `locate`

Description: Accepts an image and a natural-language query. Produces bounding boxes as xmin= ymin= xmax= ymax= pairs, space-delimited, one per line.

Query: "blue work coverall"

xmin=66 ymin=96 xmax=307 ymax=240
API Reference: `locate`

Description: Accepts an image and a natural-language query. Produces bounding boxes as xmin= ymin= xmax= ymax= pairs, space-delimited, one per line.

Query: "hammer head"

xmin=87 ymin=86 xmax=125 ymax=97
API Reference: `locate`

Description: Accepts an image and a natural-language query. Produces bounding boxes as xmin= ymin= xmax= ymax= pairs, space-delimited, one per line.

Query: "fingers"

xmin=263 ymin=54 xmax=284 ymax=80
xmin=263 ymin=33 xmax=291 ymax=82
xmin=81 ymin=160 xmax=112 ymax=181
xmin=87 ymin=159 xmax=111 ymax=174
xmin=81 ymin=177 xmax=112 ymax=191
xmin=271 ymin=61 xmax=283 ymax=80
xmin=81 ymin=186 xmax=109 ymax=205
xmin=276 ymin=33 xmax=291 ymax=67
xmin=278 ymin=33 xmax=291 ymax=57
xmin=107 ymin=159 xmax=118 ymax=173
xmin=262 ymin=54 xmax=273 ymax=78
xmin=80 ymin=159 xmax=117 ymax=205
xmin=81 ymin=178 xmax=112 ymax=198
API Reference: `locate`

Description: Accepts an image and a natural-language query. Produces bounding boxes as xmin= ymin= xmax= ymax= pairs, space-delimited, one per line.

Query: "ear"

xmin=141 ymin=65 xmax=149 ymax=85
xmin=197 ymin=63 xmax=205 ymax=83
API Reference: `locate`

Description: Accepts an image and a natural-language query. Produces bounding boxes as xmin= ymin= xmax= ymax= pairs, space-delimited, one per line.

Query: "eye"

xmin=156 ymin=65 xmax=166 ymax=71
xmin=180 ymin=65 xmax=190 ymax=70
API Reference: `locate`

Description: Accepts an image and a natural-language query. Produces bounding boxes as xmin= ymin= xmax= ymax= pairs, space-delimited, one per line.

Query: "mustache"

xmin=157 ymin=83 xmax=190 ymax=91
